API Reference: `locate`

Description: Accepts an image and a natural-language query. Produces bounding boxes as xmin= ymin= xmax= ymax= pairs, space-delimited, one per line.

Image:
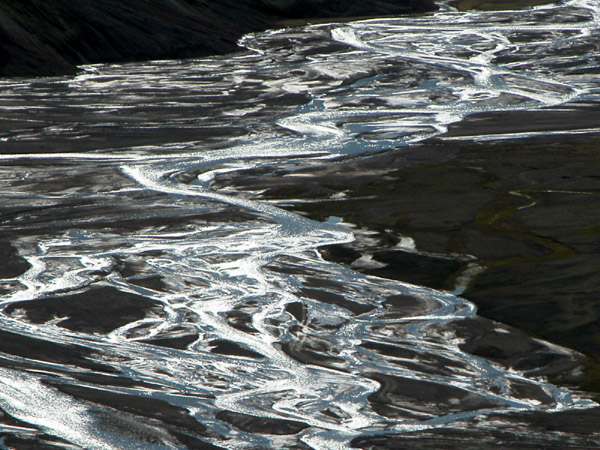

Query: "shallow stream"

xmin=0 ymin=0 xmax=599 ymax=448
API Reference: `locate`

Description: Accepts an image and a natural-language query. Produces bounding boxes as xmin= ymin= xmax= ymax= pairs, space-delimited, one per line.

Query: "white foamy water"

xmin=0 ymin=0 xmax=599 ymax=448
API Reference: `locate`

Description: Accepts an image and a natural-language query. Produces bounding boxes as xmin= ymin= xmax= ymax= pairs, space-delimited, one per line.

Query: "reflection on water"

xmin=0 ymin=0 xmax=599 ymax=448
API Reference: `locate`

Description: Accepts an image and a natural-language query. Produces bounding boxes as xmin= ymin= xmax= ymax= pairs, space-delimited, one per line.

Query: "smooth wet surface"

xmin=0 ymin=0 xmax=600 ymax=448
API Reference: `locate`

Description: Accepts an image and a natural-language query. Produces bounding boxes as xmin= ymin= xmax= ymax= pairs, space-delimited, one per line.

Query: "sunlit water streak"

xmin=0 ymin=0 xmax=599 ymax=448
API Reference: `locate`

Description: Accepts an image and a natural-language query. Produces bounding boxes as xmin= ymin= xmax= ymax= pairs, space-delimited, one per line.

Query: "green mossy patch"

xmin=581 ymin=357 xmax=600 ymax=401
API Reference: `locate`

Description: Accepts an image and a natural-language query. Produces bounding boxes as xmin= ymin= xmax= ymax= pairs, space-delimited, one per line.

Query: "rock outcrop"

xmin=0 ymin=0 xmax=437 ymax=78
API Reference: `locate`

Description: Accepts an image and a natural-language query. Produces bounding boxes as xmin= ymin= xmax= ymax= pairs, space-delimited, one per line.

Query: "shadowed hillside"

xmin=0 ymin=0 xmax=436 ymax=77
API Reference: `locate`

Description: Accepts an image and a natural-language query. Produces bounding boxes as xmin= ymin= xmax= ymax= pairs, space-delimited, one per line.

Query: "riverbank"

xmin=0 ymin=0 xmax=436 ymax=78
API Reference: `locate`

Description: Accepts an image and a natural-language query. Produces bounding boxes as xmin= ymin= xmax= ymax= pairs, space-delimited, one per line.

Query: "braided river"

xmin=0 ymin=0 xmax=599 ymax=448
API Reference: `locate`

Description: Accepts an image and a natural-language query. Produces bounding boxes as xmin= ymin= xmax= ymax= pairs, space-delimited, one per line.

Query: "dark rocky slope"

xmin=0 ymin=0 xmax=436 ymax=78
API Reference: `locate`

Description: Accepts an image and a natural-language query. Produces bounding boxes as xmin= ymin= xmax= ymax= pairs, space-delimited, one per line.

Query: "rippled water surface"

xmin=0 ymin=0 xmax=599 ymax=448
